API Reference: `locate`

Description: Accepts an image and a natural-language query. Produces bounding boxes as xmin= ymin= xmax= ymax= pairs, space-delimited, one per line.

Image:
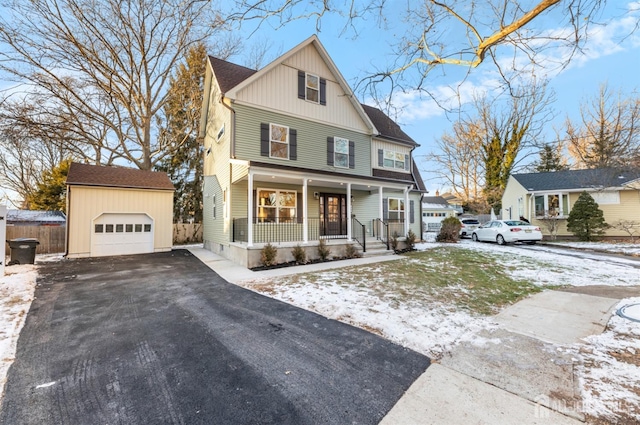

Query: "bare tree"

xmin=0 ymin=0 xmax=222 ymax=170
xmin=228 ymin=0 xmax=606 ymax=100
xmin=566 ymin=84 xmax=640 ymax=169
xmin=611 ymin=220 xmax=640 ymax=242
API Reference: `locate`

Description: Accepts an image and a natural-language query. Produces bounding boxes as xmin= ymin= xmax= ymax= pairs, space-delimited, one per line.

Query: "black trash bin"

xmin=7 ymin=238 xmax=40 ymax=265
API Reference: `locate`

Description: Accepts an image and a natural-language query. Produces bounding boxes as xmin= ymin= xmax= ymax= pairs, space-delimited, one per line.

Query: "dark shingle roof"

xmin=513 ymin=168 xmax=640 ymax=191
xmin=7 ymin=210 xmax=66 ymax=224
xmin=66 ymin=163 xmax=174 ymax=191
xmin=208 ymin=56 xmax=257 ymax=93
xmin=360 ymin=104 xmax=418 ymax=147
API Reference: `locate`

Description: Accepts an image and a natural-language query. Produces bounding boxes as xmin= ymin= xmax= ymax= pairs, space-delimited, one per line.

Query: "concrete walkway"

xmin=186 ymin=246 xmax=621 ymax=424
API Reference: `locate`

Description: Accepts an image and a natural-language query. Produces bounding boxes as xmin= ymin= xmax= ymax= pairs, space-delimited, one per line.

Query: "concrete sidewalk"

xmin=186 ymin=246 xmax=619 ymax=424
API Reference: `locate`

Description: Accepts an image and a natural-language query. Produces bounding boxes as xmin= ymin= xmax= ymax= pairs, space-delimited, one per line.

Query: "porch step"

xmin=358 ymin=238 xmax=394 ymax=258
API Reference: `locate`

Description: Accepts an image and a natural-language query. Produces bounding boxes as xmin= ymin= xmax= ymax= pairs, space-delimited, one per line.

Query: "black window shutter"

xmin=378 ymin=149 xmax=384 ymax=167
xmin=290 ymin=129 xmax=297 ymax=160
xmin=260 ymin=123 xmax=269 ymax=156
xmin=252 ymin=190 xmax=257 ymax=221
xmin=298 ymin=71 xmax=305 ymax=99
xmin=296 ymin=192 xmax=303 ymax=223
xmin=320 ymin=78 xmax=326 ymax=105
xmin=405 ymin=154 xmax=410 ymax=171
xmin=327 ymin=137 xmax=334 ymax=166
xmin=348 ymin=140 xmax=355 ymax=169
xmin=383 ymin=198 xmax=388 ymax=220
xmin=410 ymin=200 xmax=415 ymax=224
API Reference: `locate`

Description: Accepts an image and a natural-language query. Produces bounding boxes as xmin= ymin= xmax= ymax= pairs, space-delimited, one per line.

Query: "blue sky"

xmin=227 ymin=1 xmax=640 ymax=194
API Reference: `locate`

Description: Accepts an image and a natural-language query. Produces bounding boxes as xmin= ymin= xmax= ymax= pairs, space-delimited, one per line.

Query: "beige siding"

xmin=67 ymin=186 xmax=173 ymax=258
xmin=501 ymin=175 xmax=528 ymax=220
xmin=234 ymin=44 xmax=369 ymax=133
xmin=202 ymin=79 xmax=232 ymax=178
xmin=371 ymin=138 xmax=412 ymax=174
xmin=233 ymin=103 xmax=372 ymax=176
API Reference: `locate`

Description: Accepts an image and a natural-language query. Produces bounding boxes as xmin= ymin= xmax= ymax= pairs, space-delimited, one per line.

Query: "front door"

xmin=320 ymin=194 xmax=347 ymax=237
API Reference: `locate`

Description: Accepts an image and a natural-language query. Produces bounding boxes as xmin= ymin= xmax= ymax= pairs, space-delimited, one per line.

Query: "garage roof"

xmin=66 ymin=163 xmax=174 ymax=191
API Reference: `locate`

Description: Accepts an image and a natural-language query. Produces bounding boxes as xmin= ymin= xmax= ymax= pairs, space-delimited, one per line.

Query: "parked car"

xmin=459 ymin=218 xmax=480 ymax=238
xmin=471 ymin=220 xmax=542 ymax=245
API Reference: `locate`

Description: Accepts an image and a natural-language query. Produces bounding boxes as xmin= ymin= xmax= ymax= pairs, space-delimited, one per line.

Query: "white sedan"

xmin=471 ymin=220 xmax=543 ymax=245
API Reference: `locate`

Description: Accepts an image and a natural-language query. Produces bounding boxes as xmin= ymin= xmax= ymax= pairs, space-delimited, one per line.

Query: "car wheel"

xmin=472 ymin=233 xmax=478 ymax=242
xmin=496 ymin=235 xmax=506 ymax=245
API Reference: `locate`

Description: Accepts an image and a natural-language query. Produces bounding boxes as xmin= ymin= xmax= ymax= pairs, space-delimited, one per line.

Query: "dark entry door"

xmin=320 ymin=194 xmax=347 ymax=237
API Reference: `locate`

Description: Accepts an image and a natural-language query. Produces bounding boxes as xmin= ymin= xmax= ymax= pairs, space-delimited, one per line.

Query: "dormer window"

xmin=298 ymin=71 xmax=326 ymax=105
xmin=306 ymin=73 xmax=319 ymax=103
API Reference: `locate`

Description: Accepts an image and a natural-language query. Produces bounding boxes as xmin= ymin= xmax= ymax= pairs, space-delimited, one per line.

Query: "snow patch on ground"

xmin=0 ymin=264 xmax=37 ymax=399
xmin=577 ymin=297 xmax=640 ymax=422
xmin=548 ymin=241 xmax=640 ymax=256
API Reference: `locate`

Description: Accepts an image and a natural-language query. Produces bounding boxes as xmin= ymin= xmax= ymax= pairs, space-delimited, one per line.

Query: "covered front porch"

xmin=229 ymin=161 xmax=415 ymax=251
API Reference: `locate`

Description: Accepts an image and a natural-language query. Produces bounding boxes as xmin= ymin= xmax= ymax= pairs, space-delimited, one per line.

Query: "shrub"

xmin=406 ymin=229 xmax=417 ymax=250
xmin=317 ymin=239 xmax=331 ymax=261
xmin=390 ymin=232 xmax=399 ymax=251
xmin=436 ymin=217 xmax=461 ymax=242
xmin=260 ymin=243 xmax=278 ymax=266
xmin=344 ymin=243 xmax=361 ymax=259
xmin=567 ymin=191 xmax=609 ymax=241
xmin=291 ymin=244 xmax=307 ymax=264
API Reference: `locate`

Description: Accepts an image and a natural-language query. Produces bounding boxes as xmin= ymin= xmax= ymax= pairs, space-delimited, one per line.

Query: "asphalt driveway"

xmin=0 ymin=250 xmax=430 ymax=425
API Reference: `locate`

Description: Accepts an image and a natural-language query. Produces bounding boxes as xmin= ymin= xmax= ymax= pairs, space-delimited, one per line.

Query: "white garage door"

xmin=92 ymin=213 xmax=154 ymax=257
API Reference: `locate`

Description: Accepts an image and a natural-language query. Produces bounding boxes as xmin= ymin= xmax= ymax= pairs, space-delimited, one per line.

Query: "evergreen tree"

xmin=534 ymin=144 xmax=568 ymax=172
xmin=567 ymin=191 xmax=608 ymax=241
xmin=156 ymin=43 xmax=206 ymax=223
xmin=25 ymin=159 xmax=71 ymax=212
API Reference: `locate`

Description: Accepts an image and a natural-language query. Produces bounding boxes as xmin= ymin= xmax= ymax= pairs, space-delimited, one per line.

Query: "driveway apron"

xmin=0 ymin=250 xmax=430 ymax=425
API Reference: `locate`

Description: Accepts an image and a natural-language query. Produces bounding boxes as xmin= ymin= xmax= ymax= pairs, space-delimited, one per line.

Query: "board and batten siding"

xmin=234 ymin=44 xmax=369 ymax=134
xmin=233 ymin=103 xmax=371 ymax=177
xmin=67 ymin=186 xmax=173 ymax=257
xmin=371 ymin=138 xmax=413 ymax=174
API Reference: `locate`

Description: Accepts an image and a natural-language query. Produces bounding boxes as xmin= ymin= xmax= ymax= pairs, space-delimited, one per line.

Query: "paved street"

xmin=0 ymin=250 xmax=429 ymax=425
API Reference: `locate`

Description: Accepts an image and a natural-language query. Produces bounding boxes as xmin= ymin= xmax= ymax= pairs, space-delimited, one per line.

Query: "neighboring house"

xmin=438 ymin=192 xmax=464 ymax=214
xmin=6 ymin=210 xmax=66 ymax=226
xmin=422 ymin=196 xmax=457 ymax=232
xmin=199 ymin=35 xmax=426 ymax=267
xmin=65 ymin=163 xmax=175 ymax=258
xmin=502 ymin=168 xmax=640 ymax=238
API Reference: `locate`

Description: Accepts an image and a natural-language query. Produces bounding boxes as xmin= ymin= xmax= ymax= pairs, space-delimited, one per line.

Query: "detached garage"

xmin=65 ymin=163 xmax=174 ymax=258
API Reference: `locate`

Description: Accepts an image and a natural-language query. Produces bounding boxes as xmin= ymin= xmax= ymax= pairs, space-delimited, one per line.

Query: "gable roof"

xmin=512 ymin=168 xmax=640 ymax=191
xmin=66 ymin=162 xmax=174 ymax=191
xmin=208 ymin=56 xmax=257 ymax=93
xmin=211 ymin=35 xmax=376 ymax=134
xmin=422 ymin=196 xmax=449 ymax=206
xmin=360 ymin=104 xmax=418 ymax=147
xmin=7 ymin=210 xmax=66 ymax=224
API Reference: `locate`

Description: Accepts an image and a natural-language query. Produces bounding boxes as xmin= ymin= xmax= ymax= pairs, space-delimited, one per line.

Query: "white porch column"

xmin=347 ymin=183 xmax=352 ymax=241
xmin=378 ymin=186 xmax=384 ymax=220
xmin=247 ymin=172 xmax=254 ymax=247
xmin=302 ymin=178 xmax=308 ymax=243
xmin=404 ymin=186 xmax=410 ymax=236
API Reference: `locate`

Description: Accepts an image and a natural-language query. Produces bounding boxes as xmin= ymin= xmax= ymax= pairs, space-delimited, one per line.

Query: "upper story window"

xmin=306 ymin=73 xmax=319 ymax=103
xmin=378 ymin=149 xmax=409 ymax=171
xmin=261 ymin=123 xmax=297 ymax=161
xmin=334 ymin=137 xmax=349 ymax=168
xmin=298 ymin=71 xmax=326 ymax=105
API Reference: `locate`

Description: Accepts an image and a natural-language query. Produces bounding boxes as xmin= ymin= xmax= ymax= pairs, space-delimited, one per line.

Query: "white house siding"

xmin=234 ymin=44 xmax=369 ymax=134
xmin=233 ymin=104 xmax=371 ymax=177
xmin=501 ymin=176 xmax=527 ymax=220
xmin=371 ymin=138 xmax=412 ymax=174
xmin=202 ymin=80 xmax=231 ymax=178
xmin=66 ymin=186 xmax=172 ymax=258
xmin=203 ymin=176 xmax=226 ymax=253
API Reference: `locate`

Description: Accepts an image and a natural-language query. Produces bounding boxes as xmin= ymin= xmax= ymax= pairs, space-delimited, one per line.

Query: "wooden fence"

xmin=5 ymin=223 xmax=203 ymax=255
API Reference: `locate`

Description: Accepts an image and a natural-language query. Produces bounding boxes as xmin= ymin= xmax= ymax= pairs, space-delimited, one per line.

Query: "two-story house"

xmin=199 ymin=35 xmax=426 ymax=267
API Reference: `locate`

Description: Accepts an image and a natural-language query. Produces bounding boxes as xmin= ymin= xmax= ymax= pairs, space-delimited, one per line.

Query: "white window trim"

xmin=388 ymin=197 xmax=405 ymax=220
xmin=212 ymin=194 xmax=216 ymax=219
xmin=305 ymin=72 xmax=320 ymax=104
xmin=334 ymin=136 xmax=349 ymax=169
xmin=269 ymin=123 xmax=289 ymax=160
xmin=533 ymin=193 xmax=570 ymax=218
xmin=216 ymin=124 xmax=225 ymax=142
xmin=256 ymin=188 xmax=298 ymax=223
xmin=382 ymin=149 xmax=407 ymax=171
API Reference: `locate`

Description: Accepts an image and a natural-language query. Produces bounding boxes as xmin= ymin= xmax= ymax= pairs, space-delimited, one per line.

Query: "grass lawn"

xmin=269 ymin=246 xmax=557 ymax=315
